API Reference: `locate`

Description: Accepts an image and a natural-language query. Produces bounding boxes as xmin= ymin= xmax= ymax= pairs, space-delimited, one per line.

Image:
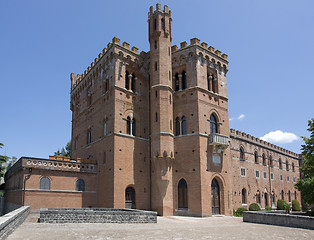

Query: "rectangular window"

xmin=241 ymin=167 xmax=246 ymax=177
xmin=287 ymin=176 xmax=290 ymax=182
xmin=280 ymin=175 xmax=283 ymax=181
xmin=270 ymin=172 xmax=274 ymax=180
xmin=103 ymin=152 xmax=106 ymax=165
xmin=293 ymin=177 xmax=296 ymax=183
xmin=263 ymin=172 xmax=267 ymax=179
xmin=155 ymin=62 xmax=158 ymax=71
xmin=256 ymin=170 xmax=259 ymax=178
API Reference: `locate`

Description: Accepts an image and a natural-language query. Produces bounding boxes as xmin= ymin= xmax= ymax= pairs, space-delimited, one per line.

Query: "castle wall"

xmin=230 ymin=130 xmax=301 ymax=210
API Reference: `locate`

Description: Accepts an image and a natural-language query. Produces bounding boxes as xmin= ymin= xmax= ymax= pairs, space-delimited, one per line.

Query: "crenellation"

xmin=222 ymin=53 xmax=228 ymax=60
xmin=215 ymin=50 xmax=221 ymax=57
xmin=123 ymin=42 xmax=130 ymax=49
xmin=132 ymin=46 xmax=139 ymax=54
xmin=231 ymin=129 xmax=300 ymax=158
xmin=201 ymin=42 xmax=208 ymax=48
xmin=171 ymin=45 xmax=178 ymax=52
xmin=190 ymin=38 xmax=200 ymax=45
xmin=208 ymin=46 xmax=215 ymax=53
xmin=180 ymin=41 xmax=188 ymax=48
xmin=112 ymin=36 xmax=120 ymax=45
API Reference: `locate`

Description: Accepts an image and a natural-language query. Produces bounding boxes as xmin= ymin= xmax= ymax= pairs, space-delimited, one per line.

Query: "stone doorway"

xmin=211 ymin=178 xmax=220 ymax=215
xmin=125 ymin=187 xmax=136 ymax=209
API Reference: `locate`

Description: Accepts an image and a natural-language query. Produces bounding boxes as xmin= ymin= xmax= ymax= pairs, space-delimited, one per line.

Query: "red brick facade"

xmin=5 ymin=4 xmax=301 ymax=216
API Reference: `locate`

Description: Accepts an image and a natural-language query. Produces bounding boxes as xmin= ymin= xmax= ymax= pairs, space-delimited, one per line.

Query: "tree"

xmin=54 ymin=140 xmax=71 ymax=157
xmin=0 ymin=143 xmax=9 ymax=178
xmin=295 ymin=119 xmax=314 ymax=205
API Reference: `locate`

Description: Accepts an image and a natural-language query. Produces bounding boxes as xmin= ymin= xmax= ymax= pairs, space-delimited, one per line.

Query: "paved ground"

xmin=7 ymin=212 xmax=314 ymax=240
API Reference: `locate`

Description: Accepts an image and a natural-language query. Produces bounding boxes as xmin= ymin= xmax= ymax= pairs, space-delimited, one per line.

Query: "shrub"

xmin=277 ymin=199 xmax=290 ymax=212
xmin=265 ymin=206 xmax=272 ymax=211
xmin=249 ymin=203 xmax=261 ymax=211
xmin=236 ymin=207 xmax=248 ymax=217
xmin=292 ymin=200 xmax=301 ymax=211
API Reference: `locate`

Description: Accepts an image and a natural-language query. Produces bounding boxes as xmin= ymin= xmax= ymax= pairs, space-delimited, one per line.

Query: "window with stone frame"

xmin=239 ymin=147 xmax=245 ymax=161
xmin=241 ymin=167 xmax=246 ymax=177
xmin=242 ymin=188 xmax=247 ymax=204
xmin=40 ymin=177 xmax=50 ymax=190
xmin=76 ymin=179 xmax=85 ymax=192
xmin=262 ymin=153 xmax=266 ymax=165
xmin=254 ymin=151 xmax=259 ymax=164
xmin=210 ymin=114 xmax=218 ymax=134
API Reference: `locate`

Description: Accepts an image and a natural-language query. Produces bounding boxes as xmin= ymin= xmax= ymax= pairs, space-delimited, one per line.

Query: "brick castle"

xmin=5 ymin=4 xmax=301 ymax=216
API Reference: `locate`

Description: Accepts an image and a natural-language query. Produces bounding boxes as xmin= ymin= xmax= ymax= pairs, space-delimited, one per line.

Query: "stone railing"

xmin=39 ymin=208 xmax=157 ymax=223
xmin=0 ymin=206 xmax=30 ymax=239
xmin=243 ymin=211 xmax=314 ymax=230
xmin=208 ymin=133 xmax=229 ymax=146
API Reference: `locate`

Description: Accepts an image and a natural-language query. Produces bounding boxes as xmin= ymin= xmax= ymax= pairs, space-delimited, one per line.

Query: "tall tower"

xmin=148 ymin=3 xmax=174 ymax=216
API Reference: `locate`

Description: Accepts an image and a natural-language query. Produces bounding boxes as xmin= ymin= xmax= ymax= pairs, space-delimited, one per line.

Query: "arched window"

xmin=76 ymin=179 xmax=85 ymax=191
xmin=269 ymin=155 xmax=273 ymax=167
xmin=125 ymin=187 xmax=136 ymax=209
xmin=207 ymin=74 xmax=213 ymax=91
xmin=182 ymin=71 xmax=186 ymax=90
xmin=103 ymin=119 xmax=107 ymax=136
xmin=256 ymin=191 xmax=261 ymax=204
xmin=40 ymin=177 xmax=50 ymax=190
xmin=212 ymin=76 xmax=216 ymax=93
xmin=131 ymin=74 xmax=136 ymax=92
xmin=126 ymin=116 xmax=131 ymax=135
xmin=254 ymin=151 xmax=258 ymax=164
xmin=87 ymin=128 xmax=91 ymax=144
xmin=181 ymin=116 xmax=186 ymax=135
xmin=262 ymin=153 xmax=266 ymax=165
xmin=175 ymin=117 xmax=180 ymax=136
xmin=281 ymin=190 xmax=284 ymax=200
xmin=242 ymin=188 xmax=247 ymax=204
xmin=178 ymin=179 xmax=188 ymax=209
xmin=279 ymin=158 xmax=282 ymax=169
xmin=161 ymin=18 xmax=165 ymax=30
xmin=175 ymin=73 xmax=179 ymax=91
xmin=240 ymin=147 xmax=245 ymax=161
xmin=288 ymin=190 xmax=291 ymax=202
xmin=125 ymin=71 xmax=129 ymax=89
xmin=210 ymin=114 xmax=218 ymax=134
xmin=292 ymin=162 xmax=295 ymax=172
xmin=132 ymin=118 xmax=136 ymax=136
xmin=286 ymin=160 xmax=289 ymax=171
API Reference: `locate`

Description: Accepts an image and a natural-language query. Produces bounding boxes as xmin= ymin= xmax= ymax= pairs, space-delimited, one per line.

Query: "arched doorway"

xmin=211 ymin=178 xmax=220 ymax=215
xmin=178 ymin=178 xmax=188 ymax=209
xmin=125 ymin=187 xmax=136 ymax=209
xmin=264 ymin=192 xmax=268 ymax=207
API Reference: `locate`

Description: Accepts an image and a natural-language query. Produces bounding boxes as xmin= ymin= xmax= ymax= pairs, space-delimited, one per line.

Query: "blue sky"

xmin=0 ymin=0 xmax=313 ymax=159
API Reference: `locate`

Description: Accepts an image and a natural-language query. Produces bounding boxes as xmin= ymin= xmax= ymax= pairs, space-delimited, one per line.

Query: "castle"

xmin=5 ymin=4 xmax=301 ymax=216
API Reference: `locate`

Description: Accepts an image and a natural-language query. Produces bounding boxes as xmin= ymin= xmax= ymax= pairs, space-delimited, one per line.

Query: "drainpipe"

xmin=22 ymin=168 xmax=32 ymax=206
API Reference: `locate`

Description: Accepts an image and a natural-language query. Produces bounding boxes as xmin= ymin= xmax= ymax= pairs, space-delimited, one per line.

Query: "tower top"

xmin=148 ymin=3 xmax=172 ymax=19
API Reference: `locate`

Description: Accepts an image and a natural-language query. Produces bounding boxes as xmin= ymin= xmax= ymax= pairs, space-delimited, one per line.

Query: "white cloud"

xmin=260 ymin=130 xmax=298 ymax=144
xmin=237 ymin=114 xmax=245 ymax=120
xmin=229 ymin=114 xmax=245 ymax=121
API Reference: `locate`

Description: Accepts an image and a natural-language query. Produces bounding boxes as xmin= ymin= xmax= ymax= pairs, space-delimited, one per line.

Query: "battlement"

xmin=171 ymin=38 xmax=228 ymax=61
xmin=148 ymin=3 xmax=171 ymax=18
xmin=230 ymin=129 xmax=300 ymax=158
xmin=70 ymin=36 xmax=141 ymax=90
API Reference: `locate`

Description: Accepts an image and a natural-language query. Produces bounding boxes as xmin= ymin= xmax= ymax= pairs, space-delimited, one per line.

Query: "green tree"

xmin=295 ymin=119 xmax=314 ymax=205
xmin=0 ymin=143 xmax=9 ymax=178
xmin=54 ymin=140 xmax=71 ymax=157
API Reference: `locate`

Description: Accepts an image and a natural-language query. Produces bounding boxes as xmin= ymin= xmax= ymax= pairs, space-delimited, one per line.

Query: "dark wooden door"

xmin=125 ymin=187 xmax=136 ymax=209
xmin=211 ymin=179 xmax=220 ymax=215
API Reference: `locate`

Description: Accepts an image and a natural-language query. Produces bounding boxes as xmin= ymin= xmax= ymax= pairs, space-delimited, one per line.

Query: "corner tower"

xmin=148 ymin=4 xmax=174 ymax=216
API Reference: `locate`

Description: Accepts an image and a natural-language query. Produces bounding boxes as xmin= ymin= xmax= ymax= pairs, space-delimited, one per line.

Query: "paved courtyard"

xmin=7 ymin=212 xmax=314 ymax=240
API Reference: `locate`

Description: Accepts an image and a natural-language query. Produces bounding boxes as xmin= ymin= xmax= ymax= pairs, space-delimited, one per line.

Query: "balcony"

xmin=208 ymin=133 xmax=229 ymax=153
